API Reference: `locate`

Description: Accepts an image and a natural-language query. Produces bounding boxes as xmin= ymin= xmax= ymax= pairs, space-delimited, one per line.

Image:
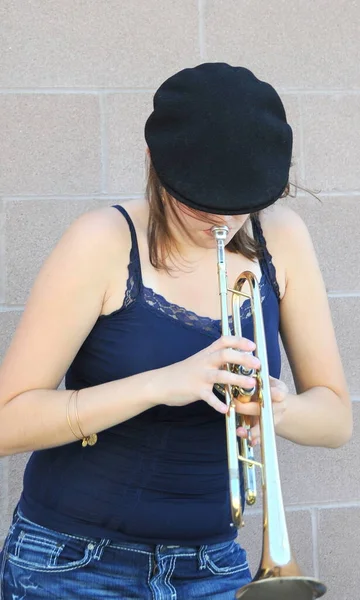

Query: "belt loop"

xmin=93 ymin=538 xmax=111 ymax=561
xmin=198 ymin=545 xmax=207 ymax=570
xmin=155 ymin=544 xmax=162 ymax=562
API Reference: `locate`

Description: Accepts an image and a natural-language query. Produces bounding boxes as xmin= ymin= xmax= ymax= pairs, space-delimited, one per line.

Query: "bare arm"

xmin=0 ymin=207 xmax=160 ymax=455
xmin=265 ymin=205 xmax=352 ymax=448
xmin=0 ymin=206 xmax=259 ymax=456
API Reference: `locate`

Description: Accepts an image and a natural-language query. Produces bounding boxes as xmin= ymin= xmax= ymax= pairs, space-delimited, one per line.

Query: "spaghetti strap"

xmin=112 ymin=204 xmax=143 ymax=297
xmin=251 ymin=215 xmax=280 ymax=302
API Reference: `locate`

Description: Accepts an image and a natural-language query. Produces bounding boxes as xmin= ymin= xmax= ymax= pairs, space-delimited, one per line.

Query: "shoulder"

xmin=36 ymin=204 xmax=138 ymax=305
xmin=259 ymin=203 xmax=310 ymax=241
xmin=66 ymin=204 xmax=131 ymax=245
xmin=62 ymin=203 xmax=136 ymax=266
xmin=257 ymin=203 xmax=314 ymax=298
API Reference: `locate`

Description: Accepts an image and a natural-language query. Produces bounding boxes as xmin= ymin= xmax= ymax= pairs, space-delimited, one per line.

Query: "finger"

xmin=236 ymin=422 xmax=260 ymax=445
xmin=241 ymin=422 xmax=260 ymax=446
xmin=213 ymin=348 xmax=260 ymax=371
xmin=271 ymin=387 xmax=284 ymax=402
xmin=269 ymin=376 xmax=287 ymax=391
xmin=212 ymin=369 xmax=257 ymax=392
xmin=202 ymin=391 xmax=229 ymax=415
xmin=211 ymin=336 xmax=256 ymax=354
xmin=235 ymin=399 xmax=260 ymax=416
xmin=236 ymin=426 xmax=248 ymax=438
xmin=236 ymin=414 xmax=258 ymax=435
xmin=271 ymin=383 xmax=288 ymax=402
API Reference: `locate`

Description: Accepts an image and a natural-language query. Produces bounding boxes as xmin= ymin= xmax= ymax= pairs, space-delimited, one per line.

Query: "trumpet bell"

xmin=236 ymin=576 xmax=327 ymax=600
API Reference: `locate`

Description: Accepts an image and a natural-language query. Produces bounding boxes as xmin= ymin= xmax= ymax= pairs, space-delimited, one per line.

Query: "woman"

xmin=0 ymin=63 xmax=352 ymax=599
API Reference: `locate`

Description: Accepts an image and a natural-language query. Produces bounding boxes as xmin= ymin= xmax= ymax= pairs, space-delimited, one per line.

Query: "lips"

xmin=204 ymin=228 xmax=230 ymax=237
xmin=204 ymin=227 xmax=230 ymax=233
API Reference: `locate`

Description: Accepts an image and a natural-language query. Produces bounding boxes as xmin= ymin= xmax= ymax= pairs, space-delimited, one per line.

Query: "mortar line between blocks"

xmin=1 ymin=88 xmax=360 ymax=95
xmin=0 ymin=204 xmax=5 ymax=305
xmin=99 ymin=93 xmax=109 ymax=194
xmin=298 ymin=95 xmax=306 ymax=183
xmin=198 ymin=0 xmax=207 ymax=60
xmin=311 ymin=508 xmax=320 ymax=579
xmin=246 ymin=500 xmax=360 ymax=514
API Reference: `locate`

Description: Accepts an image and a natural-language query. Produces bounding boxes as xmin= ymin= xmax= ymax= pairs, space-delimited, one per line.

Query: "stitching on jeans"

xmin=49 ymin=543 xmax=64 ymax=566
xmin=151 ymin=553 xmax=164 ymax=600
xmin=165 ymin=556 xmax=177 ymax=600
xmin=148 ymin=554 xmax=162 ymax=600
xmin=0 ymin=512 xmax=21 ymax=600
xmin=207 ymin=542 xmax=235 ymax=554
xmin=158 ymin=552 xmax=197 ymax=559
xmin=147 ymin=554 xmax=152 ymax=589
xmin=19 ymin=534 xmax=60 ymax=559
xmin=15 ymin=511 xmax=94 ymax=544
xmin=108 ymin=544 xmax=152 ymax=556
xmin=205 ymin=556 xmax=249 ymax=575
xmin=0 ymin=528 xmax=16 ymax=600
xmin=12 ymin=532 xmax=69 ymax=567
xmin=21 ymin=534 xmax=57 ymax=548
xmin=7 ymin=546 xmax=93 ymax=573
xmin=94 ymin=539 xmax=111 ymax=561
xmin=153 ymin=566 xmax=162 ymax=600
xmin=151 ymin=555 xmax=177 ymax=600
xmin=14 ymin=531 xmax=24 ymax=558
xmin=198 ymin=545 xmax=207 ymax=570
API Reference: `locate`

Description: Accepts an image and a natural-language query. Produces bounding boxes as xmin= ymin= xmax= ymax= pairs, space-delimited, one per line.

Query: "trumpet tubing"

xmin=212 ymin=225 xmax=327 ymax=599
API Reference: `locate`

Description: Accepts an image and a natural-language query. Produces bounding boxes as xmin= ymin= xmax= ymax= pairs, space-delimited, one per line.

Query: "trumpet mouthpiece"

xmin=211 ymin=225 xmax=229 ymax=240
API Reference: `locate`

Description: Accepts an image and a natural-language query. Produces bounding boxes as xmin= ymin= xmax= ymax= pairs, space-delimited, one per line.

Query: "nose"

xmin=211 ymin=215 xmax=232 ymax=225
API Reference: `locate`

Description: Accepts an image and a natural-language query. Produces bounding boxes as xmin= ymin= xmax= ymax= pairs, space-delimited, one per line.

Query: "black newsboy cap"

xmin=145 ymin=62 xmax=293 ymax=215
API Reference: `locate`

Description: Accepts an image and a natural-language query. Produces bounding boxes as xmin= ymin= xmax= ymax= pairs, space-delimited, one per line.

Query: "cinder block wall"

xmin=0 ymin=2 xmax=359 ymax=598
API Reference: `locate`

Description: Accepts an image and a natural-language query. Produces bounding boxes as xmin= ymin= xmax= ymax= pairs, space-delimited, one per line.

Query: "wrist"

xmin=140 ymin=366 xmax=173 ymax=408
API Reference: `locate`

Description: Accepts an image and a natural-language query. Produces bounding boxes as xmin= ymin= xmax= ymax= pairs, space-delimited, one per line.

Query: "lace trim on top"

xmin=141 ymin=276 xmax=268 ymax=335
xmin=110 ymin=205 xmax=276 ymax=336
xmin=123 ymin=268 xmax=141 ymax=309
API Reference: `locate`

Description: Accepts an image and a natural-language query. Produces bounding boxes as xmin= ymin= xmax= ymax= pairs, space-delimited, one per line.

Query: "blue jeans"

xmin=0 ymin=508 xmax=252 ymax=599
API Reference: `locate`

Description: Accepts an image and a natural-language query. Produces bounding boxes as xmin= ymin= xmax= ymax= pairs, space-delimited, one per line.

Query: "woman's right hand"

xmin=156 ymin=336 xmax=260 ymax=413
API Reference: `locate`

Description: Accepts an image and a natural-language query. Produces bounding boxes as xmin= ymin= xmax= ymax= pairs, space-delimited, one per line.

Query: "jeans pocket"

xmin=6 ymin=514 xmax=95 ymax=573
xmin=205 ymin=541 xmax=250 ymax=576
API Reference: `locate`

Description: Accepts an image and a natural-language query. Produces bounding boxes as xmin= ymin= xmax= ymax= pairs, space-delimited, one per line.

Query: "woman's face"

xmin=168 ymin=199 xmax=249 ymax=249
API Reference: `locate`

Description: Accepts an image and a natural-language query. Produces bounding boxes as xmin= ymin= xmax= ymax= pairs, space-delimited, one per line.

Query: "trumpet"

xmin=212 ymin=225 xmax=327 ymax=600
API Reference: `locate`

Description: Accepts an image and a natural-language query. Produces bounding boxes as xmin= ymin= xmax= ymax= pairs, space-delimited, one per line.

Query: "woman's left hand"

xmin=236 ymin=376 xmax=290 ymax=446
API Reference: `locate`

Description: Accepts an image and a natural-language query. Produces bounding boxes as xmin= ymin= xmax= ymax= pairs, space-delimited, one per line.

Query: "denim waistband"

xmin=14 ymin=506 xmax=236 ymax=558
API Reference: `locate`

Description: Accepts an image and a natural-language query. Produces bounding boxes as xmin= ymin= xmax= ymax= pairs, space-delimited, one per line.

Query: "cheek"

xmin=173 ymin=206 xmax=205 ymax=230
xmin=185 ymin=215 xmax=204 ymax=232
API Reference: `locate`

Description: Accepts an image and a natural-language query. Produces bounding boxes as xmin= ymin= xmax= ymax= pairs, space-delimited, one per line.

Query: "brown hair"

xmin=146 ymin=156 xmax=291 ymax=272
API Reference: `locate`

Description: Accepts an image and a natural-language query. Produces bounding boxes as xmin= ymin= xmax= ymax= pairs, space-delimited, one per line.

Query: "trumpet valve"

xmin=231 ymin=365 xmax=256 ymax=398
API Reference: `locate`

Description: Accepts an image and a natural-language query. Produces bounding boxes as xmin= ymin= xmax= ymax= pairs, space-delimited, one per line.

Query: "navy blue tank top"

xmin=19 ymin=205 xmax=281 ymax=545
